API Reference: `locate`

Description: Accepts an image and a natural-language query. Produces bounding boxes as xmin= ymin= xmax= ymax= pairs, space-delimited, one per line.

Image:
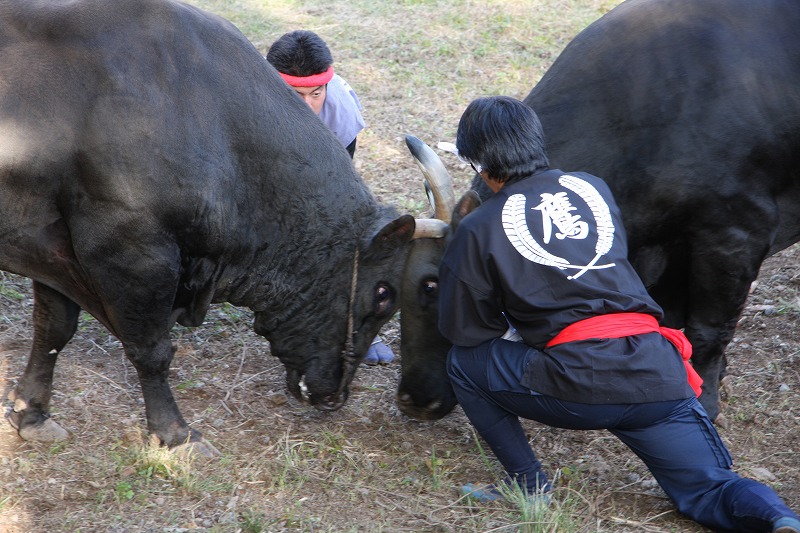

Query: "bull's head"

xmin=252 ymin=138 xmax=468 ymax=413
xmin=396 ymin=135 xmax=481 ymax=420
xmin=253 ymin=212 xmax=418 ymax=411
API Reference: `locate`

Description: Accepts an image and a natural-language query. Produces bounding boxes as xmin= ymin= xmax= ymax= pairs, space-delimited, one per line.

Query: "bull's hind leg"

xmin=7 ymin=281 xmax=80 ymax=441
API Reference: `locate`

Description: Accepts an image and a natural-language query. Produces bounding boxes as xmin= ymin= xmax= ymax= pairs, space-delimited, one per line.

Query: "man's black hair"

xmin=266 ymin=30 xmax=333 ymax=77
xmin=456 ymin=96 xmax=549 ymax=184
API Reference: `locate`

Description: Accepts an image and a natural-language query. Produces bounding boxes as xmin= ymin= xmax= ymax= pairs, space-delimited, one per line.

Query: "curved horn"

xmin=405 ymin=134 xmax=455 ymax=224
xmin=413 ymin=218 xmax=450 ymax=239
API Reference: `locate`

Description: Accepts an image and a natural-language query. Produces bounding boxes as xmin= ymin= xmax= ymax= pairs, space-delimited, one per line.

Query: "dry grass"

xmin=1 ymin=0 xmax=798 ymax=532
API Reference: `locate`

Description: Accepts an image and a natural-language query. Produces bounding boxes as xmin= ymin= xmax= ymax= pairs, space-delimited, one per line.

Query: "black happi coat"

xmin=439 ymin=169 xmax=694 ymax=404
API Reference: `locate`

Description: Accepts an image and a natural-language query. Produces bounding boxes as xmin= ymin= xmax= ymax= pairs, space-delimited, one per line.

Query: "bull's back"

xmin=0 ymin=0 xmax=258 ymax=205
xmin=0 ymin=0 xmax=349 ymax=282
xmin=526 ymin=0 xmax=800 ymax=253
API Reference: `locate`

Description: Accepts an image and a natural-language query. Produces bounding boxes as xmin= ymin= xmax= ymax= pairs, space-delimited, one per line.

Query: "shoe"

xmin=460 ymin=482 xmax=552 ymax=505
xmin=363 ymin=337 xmax=394 ymax=366
xmin=774 ymin=517 xmax=800 ymax=533
xmin=461 ymin=483 xmax=505 ymax=502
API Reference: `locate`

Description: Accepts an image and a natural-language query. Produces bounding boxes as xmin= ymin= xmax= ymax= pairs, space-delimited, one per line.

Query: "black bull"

xmin=0 ymin=0 xmax=423 ymax=455
xmin=398 ymin=0 xmax=800 ymax=422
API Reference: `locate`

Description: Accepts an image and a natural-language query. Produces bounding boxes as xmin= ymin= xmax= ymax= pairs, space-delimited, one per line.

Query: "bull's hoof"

xmin=20 ymin=419 xmax=69 ymax=442
xmin=171 ymin=438 xmax=221 ymax=459
xmin=148 ymin=433 xmax=221 ymax=459
xmin=6 ymin=409 xmax=69 ymax=442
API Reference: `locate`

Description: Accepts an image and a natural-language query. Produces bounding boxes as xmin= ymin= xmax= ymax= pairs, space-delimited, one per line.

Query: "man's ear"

xmin=452 ymin=191 xmax=481 ymax=229
xmin=364 ymin=214 xmax=416 ymax=261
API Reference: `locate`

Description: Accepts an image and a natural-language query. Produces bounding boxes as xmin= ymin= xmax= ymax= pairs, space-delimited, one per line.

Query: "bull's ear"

xmin=365 ymin=214 xmax=416 ymax=261
xmin=452 ymin=191 xmax=481 ymax=229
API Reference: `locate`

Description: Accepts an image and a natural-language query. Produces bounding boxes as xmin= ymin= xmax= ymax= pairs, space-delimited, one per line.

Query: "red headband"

xmin=279 ymin=66 xmax=334 ymax=87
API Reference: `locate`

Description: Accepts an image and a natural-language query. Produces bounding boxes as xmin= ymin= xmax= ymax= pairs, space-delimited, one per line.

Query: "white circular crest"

xmin=501 ymin=175 xmax=616 ymax=280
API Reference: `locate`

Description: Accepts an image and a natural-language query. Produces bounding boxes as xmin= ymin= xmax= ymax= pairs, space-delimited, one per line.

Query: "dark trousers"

xmin=447 ymin=338 xmax=798 ymax=532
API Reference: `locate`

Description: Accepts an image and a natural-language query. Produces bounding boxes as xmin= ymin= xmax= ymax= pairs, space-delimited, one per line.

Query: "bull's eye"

xmin=374 ymin=283 xmax=395 ymax=318
xmin=422 ymin=279 xmax=438 ymax=295
xmin=418 ymin=277 xmax=439 ymax=308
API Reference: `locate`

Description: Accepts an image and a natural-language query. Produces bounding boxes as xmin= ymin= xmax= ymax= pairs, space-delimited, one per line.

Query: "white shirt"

xmin=319 ymin=74 xmax=365 ymax=148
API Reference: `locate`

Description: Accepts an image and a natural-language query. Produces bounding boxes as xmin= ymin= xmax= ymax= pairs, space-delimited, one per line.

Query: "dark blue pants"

xmin=447 ymin=338 xmax=798 ymax=532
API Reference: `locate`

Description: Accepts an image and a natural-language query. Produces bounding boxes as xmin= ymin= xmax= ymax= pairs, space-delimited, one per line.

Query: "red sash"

xmin=545 ymin=313 xmax=703 ymax=397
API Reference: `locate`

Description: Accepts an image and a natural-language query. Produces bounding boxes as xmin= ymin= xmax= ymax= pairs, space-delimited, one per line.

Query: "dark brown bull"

xmin=0 ymin=0 xmax=419 ymax=455
xmin=398 ymin=0 xmax=800 ymax=422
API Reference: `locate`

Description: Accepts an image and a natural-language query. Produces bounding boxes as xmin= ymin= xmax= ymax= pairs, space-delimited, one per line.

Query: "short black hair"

xmin=266 ymin=30 xmax=333 ymax=77
xmin=456 ymin=96 xmax=549 ymax=184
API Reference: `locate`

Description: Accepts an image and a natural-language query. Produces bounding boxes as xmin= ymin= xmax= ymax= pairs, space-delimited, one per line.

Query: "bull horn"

xmin=405 ymin=134 xmax=455 ymax=224
xmin=413 ymin=218 xmax=450 ymax=239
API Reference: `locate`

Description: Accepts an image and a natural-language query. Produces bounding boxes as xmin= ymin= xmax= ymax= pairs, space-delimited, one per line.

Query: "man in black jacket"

xmin=439 ymin=95 xmax=799 ymax=533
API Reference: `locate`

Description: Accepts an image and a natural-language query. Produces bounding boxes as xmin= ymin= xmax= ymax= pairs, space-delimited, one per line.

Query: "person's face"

xmin=293 ymin=84 xmax=327 ymax=114
xmin=470 ymin=162 xmax=504 ymax=193
xmin=480 ymin=170 xmax=504 ymax=193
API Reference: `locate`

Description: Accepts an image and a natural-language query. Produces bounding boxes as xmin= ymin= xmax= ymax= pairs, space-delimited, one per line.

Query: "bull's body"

xmin=399 ymin=0 xmax=800 ymax=421
xmin=0 ymin=0 xmax=414 ymax=452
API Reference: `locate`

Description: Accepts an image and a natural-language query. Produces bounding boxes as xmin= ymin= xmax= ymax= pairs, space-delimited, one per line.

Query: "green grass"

xmin=0 ymin=284 xmax=24 ymax=302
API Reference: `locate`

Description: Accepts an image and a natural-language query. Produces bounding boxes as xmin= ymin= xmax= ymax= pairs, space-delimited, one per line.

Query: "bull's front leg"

xmin=684 ymin=321 xmax=736 ymax=423
xmin=682 ymin=222 xmax=770 ymax=424
xmin=7 ymin=281 xmax=79 ymax=441
xmin=126 ymin=338 xmax=219 ymax=457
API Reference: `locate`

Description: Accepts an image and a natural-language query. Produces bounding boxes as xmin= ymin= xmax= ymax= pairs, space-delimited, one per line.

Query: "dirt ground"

xmin=1 ymin=0 xmax=799 ymax=531
xmin=1 ymin=242 xmax=799 ymax=533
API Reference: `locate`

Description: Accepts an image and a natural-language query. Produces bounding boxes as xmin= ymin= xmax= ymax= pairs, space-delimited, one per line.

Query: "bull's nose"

xmin=396 ymin=392 xmax=444 ymax=420
xmin=396 ymin=392 xmax=413 ymax=406
xmin=314 ymin=389 xmax=348 ymax=412
xmin=316 ymin=396 xmax=343 ymax=412
xmin=397 ymin=391 xmax=442 ymax=411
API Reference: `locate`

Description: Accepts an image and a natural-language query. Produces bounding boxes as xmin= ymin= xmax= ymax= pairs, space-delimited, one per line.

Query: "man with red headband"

xmin=266 ymin=30 xmax=392 ymax=366
xmin=267 ymin=30 xmax=365 ymax=158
